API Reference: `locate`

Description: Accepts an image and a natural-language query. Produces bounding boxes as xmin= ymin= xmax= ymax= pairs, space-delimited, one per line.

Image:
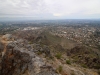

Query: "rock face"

xmin=1 ymin=49 xmax=31 ymax=75
xmin=0 ymin=38 xmax=58 ymax=75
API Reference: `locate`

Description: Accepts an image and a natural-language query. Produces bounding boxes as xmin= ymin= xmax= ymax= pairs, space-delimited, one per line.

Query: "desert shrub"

xmin=66 ymin=60 xmax=71 ymax=65
xmin=81 ymin=64 xmax=87 ymax=68
xmin=98 ymin=70 xmax=100 ymax=75
xmin=55 ymin=53 xmax=62 ymax=59
xmin=71 ymin=73 xmax=75 ymax=75
xmin=37 ymin=51 xmax=42 ymax=55
xmin=58 ymin=65 xmax=63 ymax=73
xmin=29 ymin=41 xmax=33 ymax=44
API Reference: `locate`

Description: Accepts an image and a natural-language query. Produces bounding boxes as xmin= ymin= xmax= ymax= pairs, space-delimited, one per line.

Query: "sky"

xmin=0 ymin=0 xmax=100 ymax=20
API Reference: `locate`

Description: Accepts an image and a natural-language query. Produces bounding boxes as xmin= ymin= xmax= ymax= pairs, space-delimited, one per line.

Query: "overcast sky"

xmin=0 ymin=0 xmax=100 ymax=20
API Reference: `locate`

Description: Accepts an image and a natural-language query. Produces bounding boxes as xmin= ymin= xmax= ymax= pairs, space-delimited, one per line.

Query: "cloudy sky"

xmin=0 ymin=0 xmax=100 ymax=20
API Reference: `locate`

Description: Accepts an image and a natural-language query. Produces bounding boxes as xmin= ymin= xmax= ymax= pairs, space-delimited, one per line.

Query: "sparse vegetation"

xmin=55 ymin=53 xmax=62 ymax=59
xmin=98 ymin=70 xmax=100 ymax=75
xmin=71 ymin=72 xmax=75 ymax=75
xmin=81 ymin=64 xmax=87 ymax=68
xmin=29 ymin=41 xmax=33 ymax=44
xmin=57 ymin=65 xmax=63 ymax=73
xmin=37 ymin=51 xmax=42 ymax=55
xmin=66 ymin=59 xmax=71 ymax=65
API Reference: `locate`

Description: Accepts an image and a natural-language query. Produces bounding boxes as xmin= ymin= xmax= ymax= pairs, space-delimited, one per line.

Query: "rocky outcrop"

xmin=0 ymin=38 xmax=58 ymax=75
xmin=2 ymin=34 xmax=13 ymax=41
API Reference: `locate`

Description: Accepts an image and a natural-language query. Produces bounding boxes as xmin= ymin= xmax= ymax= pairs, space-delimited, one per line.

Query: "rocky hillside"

xmin=0 ymin=34 xmax=99 ymax=75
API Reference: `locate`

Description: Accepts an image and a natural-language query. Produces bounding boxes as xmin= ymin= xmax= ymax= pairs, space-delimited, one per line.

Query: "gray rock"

xmin=0 ymin=39 xmax=59 ymax=75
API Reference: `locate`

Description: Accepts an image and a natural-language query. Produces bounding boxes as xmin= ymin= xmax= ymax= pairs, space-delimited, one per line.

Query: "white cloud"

xmin=0 ymin=0 xmax=100 ymax=19
xmin=53 ymin=13 xmax=63 ymax=17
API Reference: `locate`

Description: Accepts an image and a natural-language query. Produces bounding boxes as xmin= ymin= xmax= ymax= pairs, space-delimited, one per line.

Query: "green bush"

xmin=37 ymin=51 xmax=42 ymax=55
xmin=81 ymin=64 xmax=87 ymax=68
xmin=98 ymin=70 xmax=100 ymax=75
xmin=66 ymin=60 xmax=71 ymax=65
xmin=55 ymin=53 xmax=62 ymax=59
xmin=29 ymin=41 xmax=33 ymax=44
xmin=71 ymin=73 xmax=75 ymax=75
xmin=58 ymin=65 xmax=63 ymax=73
